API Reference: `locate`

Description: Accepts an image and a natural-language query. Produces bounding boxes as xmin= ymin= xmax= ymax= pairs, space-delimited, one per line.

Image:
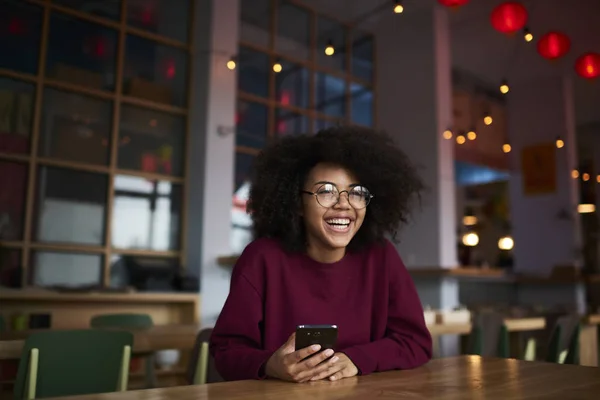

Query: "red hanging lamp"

xmin=575 ymin=53 xmax=600 ymax=79
xmin=537 ymin=31 xmax=571 ymax=60
xmin=437 ymin=0 xmax=469 ymax=8
xmin=490 ymin=2 xmax=528 ymax=35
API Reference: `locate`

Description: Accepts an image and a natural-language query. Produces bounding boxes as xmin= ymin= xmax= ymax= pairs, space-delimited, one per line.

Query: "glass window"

xmin=0 ymin=0 xmax=42 ymax=74
xmin=351 ymin=84 xmax=373 ymax=126
xmin=237 ymin=100 xmax=268 ymax=149
xmin=52 ymin=0 xmax=121 ymax=21
xmin=315 ymin=73 xmax=346 ymax=118
xmin=0 ymin=78 xmax=35 ymax=155
xmin=46 ymin=12 xmax=118 ymax=91
xmin=0 ymin=161 xmax=28 ymax=241
xmin=127 ymin=0 xmax=190 ymax=43
xmin=111 ymin=175 xmax=182 ymax=251
xmin=234 ymin=152 xmax=255 ymax=195
xmin=276 ymin=0 xmax=310 ymax=60
xmin=39 ymin=89 xmax=112 ymax=165
xmin=123 ymin=35 xmax=188 ymax=106
xmin=118 ymin=105 xmax=185 ymax=176
xmin=240 ymin=0 xmax=270 ymax=48
xmin=238 ymin=47 xmax=269 ymax=98
xmin=34 ymin=167 xmax=108 ymax=246
xmin=31 ymin=251 xmax=102 ymax=287
xmin=351 ymin=32 xmax=374 ymax=82
xmin=275 ymin=60 xmax=309 ymax=108
xmin=108 ymin=254 xmax=180 ymax=289
xmin=0 ymin=248 xmax=21 ymax=288
xmin=275 ymin=109 xmax=309 ymax=136
xmin=317 ymin=17 xmax=347 ymax=72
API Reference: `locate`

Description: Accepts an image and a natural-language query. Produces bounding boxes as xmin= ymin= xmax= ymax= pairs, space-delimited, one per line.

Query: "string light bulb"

xmin=502 ymin=143 xmax=512 ymax=153
xmin=483 ymin=113 xmax=493 ymax=126
xmin=394 ymin=0 xmax=404 ymax=13
xmin=325 ymin=40 xmax=334 ymax=56
xmin=443 ymin=129 xmax=453 ymax=140
xmin=226 ymin=57 xmax=236 ymax=70
xmin=583 ymin=173 xmax=590 ymax=182
xmin=456 ymin=134 xmax=466 ymax=145
xmin=273 ymin=60 xmax=282 ymax=73
xmin=467 ymin=130 xmax=477 ymax=140
xmin=555 ymin=136 xmax=564 ymax=149
xmin=523 ymin=27 xmax=533 ymax=42
xmin=500 ymin=79 xmax=510 ymax=94
xmin=572 ymin=169 xmax=579 ymax=179
xmin=596 ymin=174 xmax=600 ymax=183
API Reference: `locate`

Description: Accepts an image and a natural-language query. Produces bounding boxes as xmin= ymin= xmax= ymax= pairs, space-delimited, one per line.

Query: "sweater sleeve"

xmin=340 ymin=241 xmax=432 ymax=375
xmin=209 ymin=244 xmax=273 ymax=381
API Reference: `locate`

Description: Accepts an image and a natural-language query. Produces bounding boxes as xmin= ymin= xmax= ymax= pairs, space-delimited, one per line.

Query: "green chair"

xmin=468 ymin=312 xmax=510 ymax=358
xmin=14 ymin=330 xmax=132 ymax=399
xmin=545 ymin=315 xmax=580 ymax=365
xmin=90 ymin=314 xmax=155 ymax=388
xmin=187 ymin=328 xmax=223 ymax=385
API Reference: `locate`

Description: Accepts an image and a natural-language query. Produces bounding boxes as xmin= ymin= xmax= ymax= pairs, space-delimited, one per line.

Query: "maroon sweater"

xmin=210 ymin=238 xmax=432 ymax=381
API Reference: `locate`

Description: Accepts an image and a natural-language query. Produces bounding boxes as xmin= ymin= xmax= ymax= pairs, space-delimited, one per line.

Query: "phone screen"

xmin=295 ymin=324 xmax=338 ymax=352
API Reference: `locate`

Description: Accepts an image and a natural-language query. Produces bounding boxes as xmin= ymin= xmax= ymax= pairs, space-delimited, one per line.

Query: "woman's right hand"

xmin=264 ymin=333 xmax=339 ymax=383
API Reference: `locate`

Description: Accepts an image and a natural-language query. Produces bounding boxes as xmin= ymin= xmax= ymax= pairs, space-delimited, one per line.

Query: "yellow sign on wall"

xmin=521 ymin=143 xmax=557 ymax=195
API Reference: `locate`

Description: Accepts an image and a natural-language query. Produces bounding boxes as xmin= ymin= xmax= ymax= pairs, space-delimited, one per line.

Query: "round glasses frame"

xmin=301 ymin=184 xmax=374 ymax=209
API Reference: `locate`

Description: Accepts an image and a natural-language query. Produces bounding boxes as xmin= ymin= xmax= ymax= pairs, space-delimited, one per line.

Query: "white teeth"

xmin=326 ymin=218 xmax=350 ymax=225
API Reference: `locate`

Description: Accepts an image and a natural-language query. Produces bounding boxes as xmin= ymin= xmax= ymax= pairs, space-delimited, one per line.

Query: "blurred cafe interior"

xmin=0 ymin=0 xmax=599 ymax=394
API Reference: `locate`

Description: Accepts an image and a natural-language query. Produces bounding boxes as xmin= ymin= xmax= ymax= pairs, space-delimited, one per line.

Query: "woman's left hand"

xmin=310 ymin=353 xmax=358 ymax=382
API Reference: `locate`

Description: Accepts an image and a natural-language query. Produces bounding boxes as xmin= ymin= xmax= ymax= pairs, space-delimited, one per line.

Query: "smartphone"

xmin=295 ymin=324 xmax=338 ymax=352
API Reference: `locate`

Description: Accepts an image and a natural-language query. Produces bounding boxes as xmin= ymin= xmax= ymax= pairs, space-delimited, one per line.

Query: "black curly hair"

xmin=247 ymin=125 xmax=425 ymax=252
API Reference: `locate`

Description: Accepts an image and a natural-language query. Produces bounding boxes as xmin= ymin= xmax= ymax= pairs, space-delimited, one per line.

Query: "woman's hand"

xmin=309 ymin=353 xmax=358 ymax=382
xmin=264 ymin=333 xmax=340 ymax=383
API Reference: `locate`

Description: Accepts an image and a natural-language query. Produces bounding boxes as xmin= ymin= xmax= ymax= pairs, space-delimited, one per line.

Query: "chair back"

xmin=14 ymin=330 xmax=132 ymax=399
xmin=90 ymin=314 xmax=154 ymax=329
xmin=187 ymin=328 xmax=223 ymax=385
xmin=469 ymin=311 xmax=509 ymax=357
xmin=545 ymin=314 xmax=580 ymax=364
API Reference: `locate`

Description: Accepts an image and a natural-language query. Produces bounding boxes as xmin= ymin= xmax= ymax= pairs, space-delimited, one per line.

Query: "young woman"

xmin=210 ymin=126 xmax=432 ymax=383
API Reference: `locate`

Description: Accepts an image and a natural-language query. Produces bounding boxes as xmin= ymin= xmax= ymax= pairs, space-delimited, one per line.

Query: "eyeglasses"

xmin=302 ymin=184 xmax=373 ymax=209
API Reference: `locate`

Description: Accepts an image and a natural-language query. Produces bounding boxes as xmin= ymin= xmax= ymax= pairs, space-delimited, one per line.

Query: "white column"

xmin=375 ymin=5 xmax=459 ymax=356
xmin=507 ymin=77 xmax=581 ymax=276
xmin=186 ymin=0 xmax=239 ymax=326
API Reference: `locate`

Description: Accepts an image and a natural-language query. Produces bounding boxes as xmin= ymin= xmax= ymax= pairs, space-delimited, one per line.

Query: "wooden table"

xmin=45 ymin=356 xmax=600 ymax=400
xmin=0 ymin=324 xmax=200 ymax=360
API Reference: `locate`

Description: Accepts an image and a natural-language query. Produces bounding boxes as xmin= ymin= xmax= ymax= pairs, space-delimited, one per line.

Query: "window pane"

xmin=123 ymin=35 xmax=188 ymax=106
xmin=46 ymin=12 xmax=118 ymax=91
xmin=0 ymin=0 xmax=42 ymax=74
xmin=237 ymin=100 xmax=268 ymax=149
xmin=39 ymin=89 xmax=112 ymax=165
xmin=238 ymin=47 xmax=269 ymax=98
xmin=275 ymin=60 xmax=309 ymax=108
xmin=31 ymin=251 xmax=102 ymax=288
xmin=315 ymin=73 xmax=346 ymax=118
xmin=275 ymin=109 xmax=309 ymax=136
xmin=0 ymin=78 xmax=35 ymax=154
xmin=109 ymin=254 xmax=180 ymax=289
xmin=34 ymin=167 xmax=108 ymax=245
xmin=317 ymin=17 xmax=346 ymax=72
xmin=52 ymin=0 xmax=121 ymax=20
xmin=0 ymin=248 xmax=21 ymax=288
xmin=231 ymin=152 xmax=254 ymax=254
xmin=351 ymin=84 xmax=373 ymax=126
xmin=240 ymin=0 xmax=270 ymax=48
xmin=112 ymin=175 xmax=182 ymax=251
xmin=127 ymin=0 xmax=190 ymax=43
xmin=118 ymin=105 xmax=185 ymax=176
xmin=351 ymin=32 xmax=373 ymax=82
xmin=0 ymin=161 xmax=28 ymax=241
xmin=276 ymin=1 xmax=310 ymax=60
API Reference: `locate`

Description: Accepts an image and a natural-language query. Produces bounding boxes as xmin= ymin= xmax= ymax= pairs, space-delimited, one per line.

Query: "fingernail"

xmin=330 ymin=376 xmax=336 ymax=381
xmin=311 ymin=344 xmax=321 ymax=351
xmin=324 ymin=349 xmax=334 ymax=357
xmin=331 ymin=356 xmax=339 ymax=363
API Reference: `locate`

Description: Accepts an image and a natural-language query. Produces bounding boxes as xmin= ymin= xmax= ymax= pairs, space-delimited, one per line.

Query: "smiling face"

xmin=301 ymin=163 xmax=368 ymax=263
